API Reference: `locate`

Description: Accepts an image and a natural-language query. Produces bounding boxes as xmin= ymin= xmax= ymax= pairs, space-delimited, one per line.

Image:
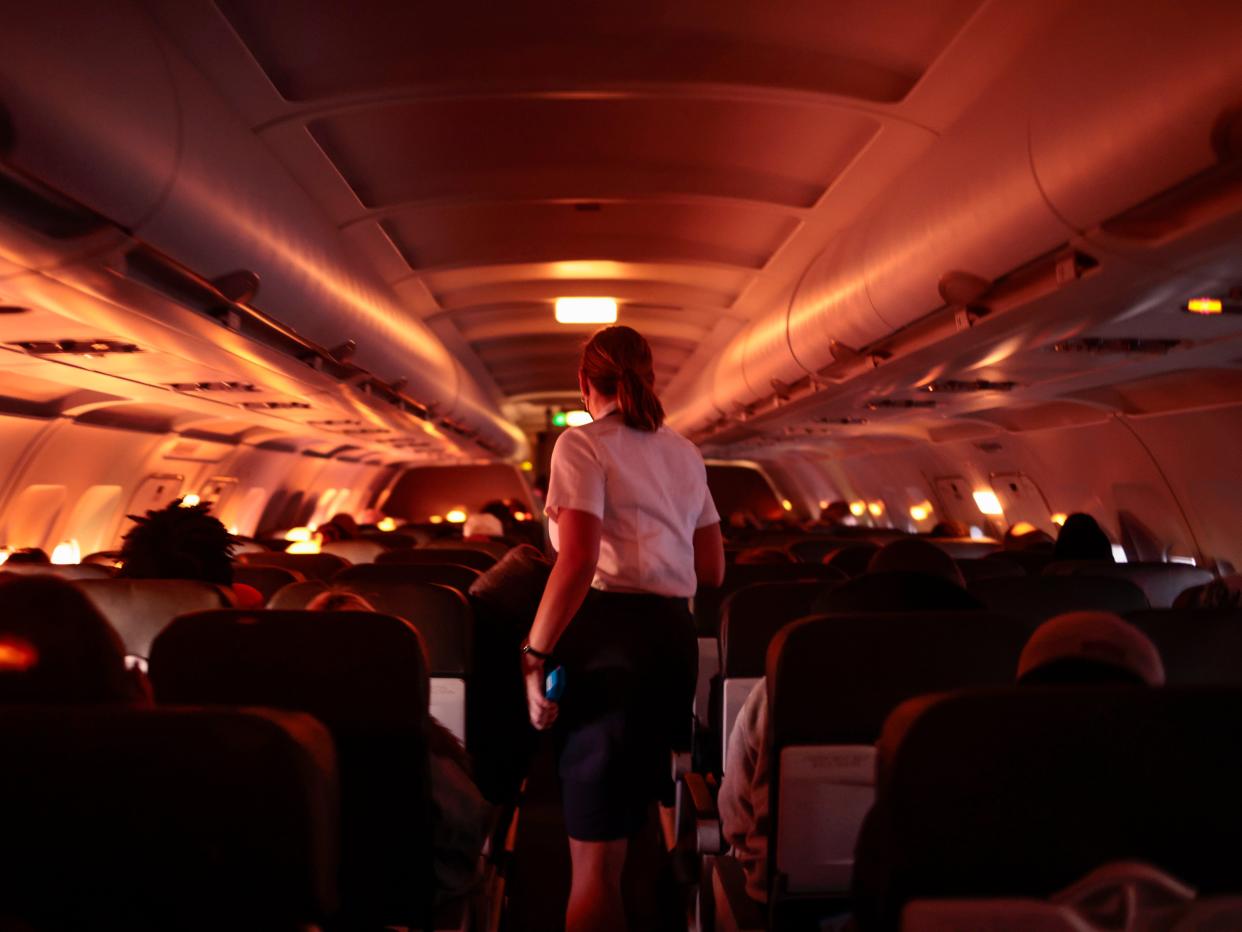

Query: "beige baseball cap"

xmin=1017 ymin=612 xmax=1165 ymax=686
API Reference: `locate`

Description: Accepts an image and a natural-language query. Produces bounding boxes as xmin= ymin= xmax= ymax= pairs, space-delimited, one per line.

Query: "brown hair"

xmin=580 ymin=326 xmax=665 ymax=432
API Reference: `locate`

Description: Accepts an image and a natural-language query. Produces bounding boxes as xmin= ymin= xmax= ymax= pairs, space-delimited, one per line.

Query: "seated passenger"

xmin=305 ymin=586 xmax=492 ymax=902
xmin=1003 ymin=523 xmax=1055 ymax=552
xmin=928 ymin=520 xmax=969 ymax=538
xmin=317 ymin=512 xmax=360 ymax=543
xmin=811 ymin=538 xmax=983 ymax=613
xmin=0 ymin=575 xmax=149 ymax=704
xmin=1054 ymin=512 xmax=1115 ymax=563
xmin=4 ymin=547 xmax=50 ymax=565
xmin=463 ymin=512 xmax=505 ymax=542
xmin=117 ymin=499 xmax=264 ymax=607
xmin=719 ymin=679 xmax=773 ymax=903
xmin=1016 ymin=611 xmax=1165 ymax=686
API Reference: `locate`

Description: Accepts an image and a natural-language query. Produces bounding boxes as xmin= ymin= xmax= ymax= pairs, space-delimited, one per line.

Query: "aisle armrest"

xmin=682 ymin=771 xmax=723 ymax=855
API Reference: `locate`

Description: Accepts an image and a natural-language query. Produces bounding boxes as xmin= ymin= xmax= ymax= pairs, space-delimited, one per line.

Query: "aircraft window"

xmin=1112 ymin=544 xmax=1130 ymax=563
xmin=62 ymin=485 xmax=122 ymax=555
xmin=0 ymin=484 xmax=67 ymax=551
xmin=228 ymin=487 xmax=269 ymax=537
xmin=50 ymin=539 xmax=81 ymax=565
xmin=991 ymin=473 xmax=1056 ymax=534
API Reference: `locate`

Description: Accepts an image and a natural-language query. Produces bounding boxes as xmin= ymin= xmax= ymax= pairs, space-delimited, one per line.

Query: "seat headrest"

xmin=1128 ymin=608 xmax=1242 ymax=685
xmin=720 ymin=581 xmax=825 ymax=678
xmin=862 ymin=687 xmax=1242 ymax=916
xmin=1065 ymin=563 xmax=1214 ymax=609
xmin=320 ymin=539 xmax=386 ymax=564
xmin=73 ymin=577 xmax=231 ymax=657
xmin=0 ymin=562 xmax=112 ymax=580
xmin=694 ymin=562 xmax=844 ymax=636
xmin=971 ymin=574 xmax=1150 ymax=620
xmin=375 ymin=547 xmax=496 ymax=571
xmin=230 ymin=563 xmax=304 ymax=599
xmin=822 ymin=542 xmax=881 ymax=577
xmin=812 ymin=571 xmax=982 ymax=614
xmin=150 ymin=608 xmax=431 ymax=727
xmin=238 ymin=550 xmax=351 ymax=580
xmin=768 ymin=612 xmax=1030 ymax=747
xmin=0 ymin=706 xmax=338 ymax=927
xmin=337 ymin=560 xmax=482 ymax=596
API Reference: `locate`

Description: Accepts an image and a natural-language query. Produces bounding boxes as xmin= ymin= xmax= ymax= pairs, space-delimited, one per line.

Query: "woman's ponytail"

xmin=580 ymin=326 xmax=666 ymax=432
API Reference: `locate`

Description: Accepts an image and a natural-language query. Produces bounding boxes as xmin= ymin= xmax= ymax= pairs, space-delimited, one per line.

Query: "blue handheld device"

xmin=545 ymin=665 xmax=565 ymax=702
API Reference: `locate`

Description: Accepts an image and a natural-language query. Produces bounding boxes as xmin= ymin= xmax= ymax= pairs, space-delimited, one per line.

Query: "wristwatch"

xmin=521 ymin=641 xmax=554 ymax=661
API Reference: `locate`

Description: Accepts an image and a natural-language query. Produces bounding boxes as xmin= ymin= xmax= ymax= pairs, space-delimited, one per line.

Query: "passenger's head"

xmin=1003 ymin=522 xmax=1055 ymax=552
xmin=5 ymin=547 xmax=49 ymax=565
xmin=305 ymin=589 xmax=376 ymax=613
xmin=579 ymin=325 xmax=664 ymax=432
xmin=867 ymin=538 xmax=966 ymax=589
xmin=317 ymin=512 xmax=360 ymax=543
xmin=117 ymin=499 xmax=235 ymax=585
xmin=0 ymin=575 xmax=142 ymax=703
xmin=821 ymin=500 xmax=852 ymax=525
xmin=929 ymin=520 xmax=969 ymax=539
xmin=1054 ymin=513 xmax=1115 ymax=562
xmin=463 ymin=512 xmax=504 ymax=540
xmin=1016 ymin=611 xmax=1164 ymax=686
xmin=734 ymin=547 xmax=794 ymax=565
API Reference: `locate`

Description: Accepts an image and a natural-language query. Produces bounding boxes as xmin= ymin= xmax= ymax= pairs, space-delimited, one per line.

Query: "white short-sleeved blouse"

xmin=545 ymin=404 xmax=720 ymax=598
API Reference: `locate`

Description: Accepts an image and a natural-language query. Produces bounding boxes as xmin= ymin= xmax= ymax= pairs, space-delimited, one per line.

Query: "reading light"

xmin=819 ymin=500 xmax=830 ymax=510
xmin=377 ymin=517 xmax=397 ymax=532
xmin=1050 ymin=513 xmax=1067 ymax=527
xmin=849 ymin=501 xmax=867 ymax=517
xmin=1010 ymin=521 xmax=1038 ymax=536
xmin=51 ymin=540 xmax=80 ymax=565
xmin=429 ymin=515 xmax=444 ymax=525
xmin=868 ymin=502 xmax=885 ymax=518
xmin=520 ymin=460 xmax=534 ymax=472
xmin=285 ymin=527 xmax=313 ymax=542
xmin=445 ymin=508 xmax=468 ymax=524
xmin=179 ymin=493 xmax=200 ymax=508
xmin=972 ymin=489 xmax=1004 ymax=516
xmin=514 ymin=511 xmax=531 ymax=522
xmin=556 ymin=297 xmax=618 ymax=325
xmin=909 ymin=503 xmax=932 ymax=522
xmin=781 ymin=499 xmax=794 ymax=512
xmin=287 ymin=539 xmax=321 ymax=554
xmin=1186 ymin=297 xmax=1223 ymax=314
xmin=564 ymin=410 xmax=593 ymax=428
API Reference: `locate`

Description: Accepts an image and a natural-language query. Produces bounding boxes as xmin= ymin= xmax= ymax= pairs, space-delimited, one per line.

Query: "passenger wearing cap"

xmin=1016 ymin=611 xmax=1165 ymax=686
xmin=811 ymin=537 xmax=983 ymax=613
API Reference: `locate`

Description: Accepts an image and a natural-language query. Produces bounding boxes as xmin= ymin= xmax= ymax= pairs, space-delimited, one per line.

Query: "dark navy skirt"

xmin=553 ymin=589 xmax=697 ymax=841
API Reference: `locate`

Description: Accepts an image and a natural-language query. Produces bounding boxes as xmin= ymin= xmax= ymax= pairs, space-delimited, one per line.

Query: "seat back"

xmin=335 ymin=560 xmax=482 ymax=596
xmin=954 ymin=557 xmax=1025 ymax=584
xmin=985 ymin=550 xmax=1055 ymax=575
xmin=970 ymin=574 xmax=1150 ymax=620
xmin=1128 ymin=608 xmax=1242 ymax=685
xmin=239 ymin=549 xmax=351 ymax=580
xmin=693 ymin=562 xmax=843 ymax=637
xmin=926 ymin=538 xmax=1001 ymax=559
xmin=0 ymin=706 xmax=338 ymax=929
xmin=717 ymin=581 xmax=823 ymax=764
xmin=1064 ymin=562 xmax=1215 ymax=609
xmin=424 ymin=537 xmax=511 ymax=560
xmin=231 ymin=562 xmax=304 ymax=600
xmin=0 ymin=562 xmax=112 ymax=580
xmin=266 ymin=579 xmax=473 ymax=741
xmin=822 ymin=542 xmax=881 ymax=577
xmin=376 ymin=547 xmax=497 ymax=571
xmin=74 ymin=578 xmax=232 ymax=657
xmin=857 ymin=687 xmax=1242 ymax=928
xmin=766 ymin=612 xmax=1030 ymax=897
xmin=150 ymin=608 xmax=435 ymax=925
xmin=786 ymin=538 xmax=855 ymax=564
xmin=320 ymin=539 xmax=386 ymax=564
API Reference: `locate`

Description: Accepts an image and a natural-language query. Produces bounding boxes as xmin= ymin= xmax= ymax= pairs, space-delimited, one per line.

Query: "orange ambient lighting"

xmin=428 ymin=515 xmax=444 ymax=525
xmin=1010 ymin=521 xmax=1038 ymax=536
xmin=1051 ymin=513 xmax=1068 ymax=527
xmin=781 ymin=499 xmax=794 ymax=512
xmin=179 ymin=493 xmax=201 ymax=508
xmin=972 ymin=489 xmax=1004 ymax=516
xmin=0 ymin=636 xmax=38 ymax=672
xmin=445 ymin=508 xmax=468 ymax=524
xmin=555 ymin=297 xmax=618 ymax=325
xmin=50 ymin=540 xmax=80 ymax=565
xmin=1186 ymin=297 xmax=1223 ymax=314
xmin=285 ymin=527 xmax=313 ymax=542
xmin=868 ymin=502 xmax=885 ymax=517
xmin=287 ymin=539 xmax=321 ymax=555
xmin=909 ymin=503 xmax=932 ymax=522
xmin=377 ymin=517 xmax=397 ymax=532
xmin=849 ymin=501 xmax=867 ymax=517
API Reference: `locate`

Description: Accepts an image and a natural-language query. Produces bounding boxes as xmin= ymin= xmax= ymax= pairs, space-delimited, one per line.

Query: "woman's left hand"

xmin=523 ymin=657 xmax=559 ymax=730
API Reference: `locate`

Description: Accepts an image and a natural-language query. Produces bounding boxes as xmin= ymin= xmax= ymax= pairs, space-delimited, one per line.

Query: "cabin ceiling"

xmin=147 ymin=0 xmax=997 ymax=405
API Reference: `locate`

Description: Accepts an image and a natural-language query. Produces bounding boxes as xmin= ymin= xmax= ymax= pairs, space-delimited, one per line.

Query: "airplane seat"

xmin=149 ymin=609 xmax=438 ymax=927
xmin=954 ymin=557 xmax=1026 ymax=584
xmin=715 ymin=581 xmax=824 ymax=768
xmin=1059 ymin=563 xmax=1215 ymax=609
xmin=267 ymin=580 xmax=473 ymax=743
xmin=0 ymin=706 xmax=338 ymax=929
xmin=230 ymin=538 xmax=271 ymax=556
xmin=231 ymin=563 xmax=305 ymax=601
xmin=320 ymin=538 xmax=386 ymax=564
xmin=335 ymin=560 xmax=483 ymax=596
xmin=984 ymin=550 xmax=1056 ymax=575
xmin=1042 ymin=559 xmax=1113 ymax=576
xmin=360 ymin=531 xmax=424 ymax=549
xmin=238 ymin=550 xmax=352 ymax=580
xmin=822 ymin=542 xmax=881 ymax=578
xmin=854 ymin=687 xmax=1242 ymax=931
xmin=701 ymin=611 xmax=1030 ymax=932
xmin=424 ymin=537 xmax=511 ymax=560
xmin=0 ymin=561 xmax=113 ymax=580
xmin=1128 ymin=608 xmax=1242 ymax=685
xmin=377 ymin=547 xmax=498 ymax=572
xmin=786 ymin=538 xmax=854 ymax=564
xmin=73 ymin=577 xmax=233 ymax=658
xmin=925 ymin=538 xmax=1001 ymax=559
xmin=970 ymin=575 xmax=1150 ymax=622
xmin=812 ymin=571 xmax=984 ymax=614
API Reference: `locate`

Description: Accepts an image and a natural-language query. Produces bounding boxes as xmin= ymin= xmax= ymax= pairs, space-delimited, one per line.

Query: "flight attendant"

xmin=522 ymin=325 xmax=725 ymax=932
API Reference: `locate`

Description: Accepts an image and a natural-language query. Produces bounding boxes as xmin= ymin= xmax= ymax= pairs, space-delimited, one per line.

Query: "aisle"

xmin=502 ymin=739 xmax=688 ymax=932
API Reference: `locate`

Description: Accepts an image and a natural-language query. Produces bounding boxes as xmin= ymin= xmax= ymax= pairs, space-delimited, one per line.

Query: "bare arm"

xmin=523 ymin=508 xmax=602 ymax=729
xmin=694 ymin=521 xmax=726 ymax=588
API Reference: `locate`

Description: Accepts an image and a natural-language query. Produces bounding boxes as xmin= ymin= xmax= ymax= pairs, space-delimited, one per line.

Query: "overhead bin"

xmin=669 ymin=0 xmax=1242 ymax=438
xmin=0 ymin=0 xmax=521 ymax=457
